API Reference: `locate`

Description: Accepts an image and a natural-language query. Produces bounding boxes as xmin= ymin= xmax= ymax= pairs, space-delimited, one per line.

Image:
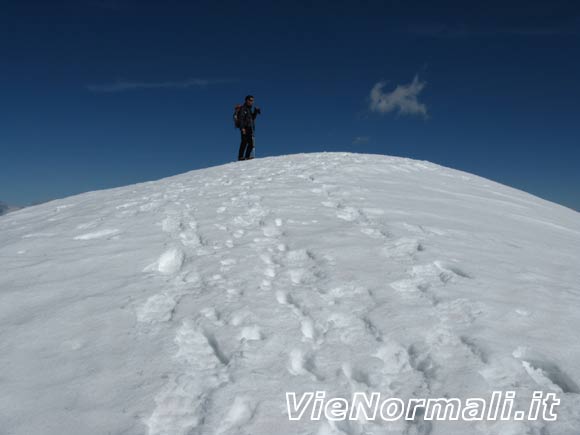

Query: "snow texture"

xmin=0 ymin=152 xmax=579 ymax=435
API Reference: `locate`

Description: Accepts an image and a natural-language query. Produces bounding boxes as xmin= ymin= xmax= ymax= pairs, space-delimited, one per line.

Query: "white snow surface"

xmin=0 ymin=152 xmax=579 ymax=435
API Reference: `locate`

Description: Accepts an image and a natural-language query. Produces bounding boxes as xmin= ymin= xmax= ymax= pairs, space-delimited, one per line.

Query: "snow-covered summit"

xmin=0 ymin=152 xmax=579 ymax=435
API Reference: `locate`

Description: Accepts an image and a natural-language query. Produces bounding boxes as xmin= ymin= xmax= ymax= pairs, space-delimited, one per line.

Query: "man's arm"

xmin=241 ymin=107 xmax=248 ymax=133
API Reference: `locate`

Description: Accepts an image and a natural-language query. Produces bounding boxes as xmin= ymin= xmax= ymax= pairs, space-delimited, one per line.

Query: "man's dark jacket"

xmin=238 ymin=104 xmax=259 ymax=131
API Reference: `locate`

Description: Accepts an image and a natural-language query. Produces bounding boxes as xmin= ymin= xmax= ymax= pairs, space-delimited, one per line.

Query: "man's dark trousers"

xmin=238 ymin=129 xmax=254 ymax=160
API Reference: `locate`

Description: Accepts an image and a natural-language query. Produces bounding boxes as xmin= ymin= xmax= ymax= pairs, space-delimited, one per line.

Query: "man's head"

xmin=245 ymin=95 xmax=254 ymax=106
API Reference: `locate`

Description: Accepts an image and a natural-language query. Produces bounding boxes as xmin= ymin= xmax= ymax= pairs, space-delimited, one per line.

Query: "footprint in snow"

xmin=390 ymin=261 xmax=472 ymax=301
xmin=261 ymin=218 xmax=284 ymax=237
xmin=299 ymin=315 xmax=318 ymax=342
xmin=276 ymin=290 xmax=292 ymax=305
xmin=161 ymin=214 xmax=183 ymax=233
xmin=373 ymin=340 xmax=414 ymax=375
xmin=220 ymin=258 xmax=237 ymax=272
xmin=360 ymin=227 xmax=387 ymax=239
xmin=217 ymin=395 xmax=257 ymax=435
xmin=513 ymin=346 xmax=580 ymax=394
xmin=200 ymin=306 xmax=225 ymax=326
xmin=287 ymin=348 xmax=322 ymax=380
xmin=139 ymin=201 xmax=161 ymax=212
xmin=179 ymin=224 xmax=202 ymax=247
xmin=262 ymin=224 xmax=282 ymax=238
xmin=436 ymin=298 xmax=485 ymax=326
xmin=238 ymin=325 xmax=263 ymax=342
xmin=321 ymin=200 xmax=338 ymax=208
xmin=115 ymin=201 xmax=140 ymax=210
xmin=76 ymin=220 xmax=100 ymax=230
xmin=341 ymin=360 xmax=385 ymax=389
xmin=382 ymin=237 xmax=425 ymax=258
xmin=336 ymin=206 xmax=361 ymax=222
xmin=54 ymin=203 xmax=75 ymax=212
xmin=73 ymin=228 xmax=120 ymax=240
xmin=137 ymin=292 xmax=179 ymax=323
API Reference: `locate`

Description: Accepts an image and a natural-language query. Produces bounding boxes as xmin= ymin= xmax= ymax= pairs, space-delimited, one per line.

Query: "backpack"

xmin=233 ymin=104 xmax=243 ymax=128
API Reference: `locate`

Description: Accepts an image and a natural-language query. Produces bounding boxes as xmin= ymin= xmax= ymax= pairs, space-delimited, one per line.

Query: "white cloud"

xmin=352 ymin=136 xmax=370 ymax=145
xmin=87 ymin=77 xmax=236 ymax=93
xmin=369 ymin=75 xmax=428 ymax=117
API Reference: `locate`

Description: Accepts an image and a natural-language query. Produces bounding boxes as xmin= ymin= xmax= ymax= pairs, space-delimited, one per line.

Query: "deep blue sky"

xmin=1 ymin=0 xmax=579 ymax=210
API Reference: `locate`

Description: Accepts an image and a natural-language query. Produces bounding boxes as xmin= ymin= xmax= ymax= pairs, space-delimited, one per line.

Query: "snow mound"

xmin=0 ymin=152 xmax=579 ymax=435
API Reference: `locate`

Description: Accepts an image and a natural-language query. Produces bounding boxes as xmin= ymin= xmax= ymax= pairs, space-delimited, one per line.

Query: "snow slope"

xmin=0 ymin=152 xmax=579 ymax=435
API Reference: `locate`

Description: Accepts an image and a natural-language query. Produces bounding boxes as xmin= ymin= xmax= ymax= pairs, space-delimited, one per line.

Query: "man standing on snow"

xmin=237 ymin=95 xmax=261 ymax=161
